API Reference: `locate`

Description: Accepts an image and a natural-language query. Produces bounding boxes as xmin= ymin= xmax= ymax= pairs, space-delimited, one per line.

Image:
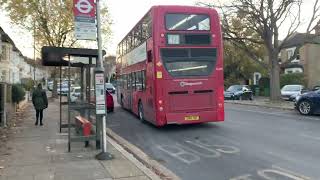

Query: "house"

xmin=279 ymin=30 xmax=320 ymax=89
xmin=0 ymin=26 xmax=49 ymax=127
xmin=103 ymin=56 xmax=116 ymax=83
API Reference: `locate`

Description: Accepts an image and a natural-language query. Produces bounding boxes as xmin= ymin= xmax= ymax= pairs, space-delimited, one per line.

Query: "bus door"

xmin=128 ymin=73 xmax=133 ymax=110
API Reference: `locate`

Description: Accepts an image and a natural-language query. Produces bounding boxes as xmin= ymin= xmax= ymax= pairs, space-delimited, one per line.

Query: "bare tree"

xmin=200 ymin=0 xmax=320 ymax=100
xmin=103 ymin=56 xmax=116 ymax=83
xmin=1 ymin=0 xmax=112 ymax=98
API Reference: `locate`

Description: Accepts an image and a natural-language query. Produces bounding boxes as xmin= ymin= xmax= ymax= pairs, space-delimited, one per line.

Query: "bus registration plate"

xmin=185 ymin=115 xmax=199 ymax=121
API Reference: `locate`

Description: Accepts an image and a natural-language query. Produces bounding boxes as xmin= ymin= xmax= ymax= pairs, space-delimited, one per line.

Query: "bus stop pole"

xmin=95 ymin=0 xmax=113 ymax=160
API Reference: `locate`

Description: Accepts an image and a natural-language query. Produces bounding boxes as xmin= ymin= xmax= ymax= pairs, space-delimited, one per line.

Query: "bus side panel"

xmin=143 ymin=38 xmax=156 ymax=124
xmin=144 ymin=8 xmax=158 ymax=124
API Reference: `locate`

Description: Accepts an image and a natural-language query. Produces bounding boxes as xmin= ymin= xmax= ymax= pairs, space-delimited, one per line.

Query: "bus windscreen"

xmin=165 ymin=14 xmax=210 ymax=31
xmin=161 ymin=48 xmax=217 ymax=77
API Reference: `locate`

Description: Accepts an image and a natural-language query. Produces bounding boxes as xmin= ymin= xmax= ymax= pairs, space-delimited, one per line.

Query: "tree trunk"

xmin=269 ymin=53 xmax=281 ymax=101
xmin=51 ymin=68 xmax=58 ymax=98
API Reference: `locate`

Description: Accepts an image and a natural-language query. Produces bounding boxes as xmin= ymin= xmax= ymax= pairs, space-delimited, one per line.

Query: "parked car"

xmin=224 ymin=85 xmax=253 ymax=100
xmin=313 ymin=85 xmax=320 ymax=91
xmin=90 ymin=89 xmax=114 ymax=112
xmin=105 ymin=90 xmax=114 ymax=112
xmin=69 ymin=87 xmax=81 ymax=103
xmin=295 ymin=89 xmax=320 ymax=115
xmin=281 ymin=85 xmax=305 ymax=101
xmin=47 ymin=81 xmax=53 ymax=91
xmin=105 ymin=83 xmax=116 ymax=94
xmin=71 ymin=87 xmax=81 ymax=97
xmin=57 ymin=84 xmax=70 ymax=96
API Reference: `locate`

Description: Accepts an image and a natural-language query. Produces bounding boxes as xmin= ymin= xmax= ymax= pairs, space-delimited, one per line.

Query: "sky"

xmin=0 ymin=0 xmax=317 ymax=59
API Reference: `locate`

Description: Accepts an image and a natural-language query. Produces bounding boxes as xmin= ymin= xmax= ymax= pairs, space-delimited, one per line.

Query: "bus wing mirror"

xmin=147 ymin=50 xmax=153 ymax=62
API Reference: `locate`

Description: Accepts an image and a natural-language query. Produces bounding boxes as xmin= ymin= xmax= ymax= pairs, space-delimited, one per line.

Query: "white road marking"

xmin=272 ymin=165 xmax=312 ymax=180
xmin=157 ymin=145 xmax=200 ymax=164
xmin=193 ymin=140 xmax=240 ymax=154
xmin=228 ymin=107 xmax=320 ymax=121
xmin=300 ymin=133 xmax=320 ymax=141
xmin=257 ymin=169 xmax=309 ymax=180
xmin=157 ymin=141 xmax=240 ymax=164
xmin=229 ymin=174 xmax=253 ymax=180
xmin=182 ymin=141 xmax=221 ymax=158
xmin=231 ymin=166 xmax=311 ymax=180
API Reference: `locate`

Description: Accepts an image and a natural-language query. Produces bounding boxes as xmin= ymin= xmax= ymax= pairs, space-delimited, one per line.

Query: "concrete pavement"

xmin=0 ymin=100 xmax=160 ymax=180
xmin=225 ymin=96 xmax=294 ymax=110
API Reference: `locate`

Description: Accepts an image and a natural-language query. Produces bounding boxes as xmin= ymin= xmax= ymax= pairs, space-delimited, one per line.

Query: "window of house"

xmin=1 ymin=45 xmax=7 ymax=61
xmin=287 ymin=50 xmax=294 ymax=60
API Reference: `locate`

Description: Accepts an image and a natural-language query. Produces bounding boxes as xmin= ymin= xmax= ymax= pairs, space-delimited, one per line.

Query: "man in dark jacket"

xmin=32 ymin=83 xmax=48 ymax=126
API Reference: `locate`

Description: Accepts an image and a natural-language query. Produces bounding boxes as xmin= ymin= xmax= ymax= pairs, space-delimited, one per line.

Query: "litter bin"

xmin=264 ymin=88 xmax=270 ymax=97
xmin=254 ymin=87 xmax=260 ymax=96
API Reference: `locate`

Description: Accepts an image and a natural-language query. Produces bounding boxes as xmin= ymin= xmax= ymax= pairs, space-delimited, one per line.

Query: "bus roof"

xmin=117 ymin=5 xmax=218 ymax=46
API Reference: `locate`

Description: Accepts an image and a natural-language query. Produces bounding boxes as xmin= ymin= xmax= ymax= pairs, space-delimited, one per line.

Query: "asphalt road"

xmin=107 ymin=101 xmax=320 ymax=180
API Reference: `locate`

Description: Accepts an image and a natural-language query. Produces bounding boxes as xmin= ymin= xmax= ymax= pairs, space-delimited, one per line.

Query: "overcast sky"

xmin=0 ymin=0 xmax=317 ymax=58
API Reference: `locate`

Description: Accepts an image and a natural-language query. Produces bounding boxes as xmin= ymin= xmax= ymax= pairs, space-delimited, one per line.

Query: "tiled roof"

xmin=281 ymin=33 xmax=320 ymax=49
xmin=0 ymin=26 xmax=25 ymax=57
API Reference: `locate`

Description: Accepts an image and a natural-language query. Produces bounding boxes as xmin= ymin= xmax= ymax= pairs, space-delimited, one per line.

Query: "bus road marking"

xmin=230 ymin=166 xmax=312 ymax=180
xmin=157 ymin=141 xmax=240 ymax=164
xmin=178 ymin=142 xmax=221 ymax=158
xmin=157 ymin=145 xmax=200 ymax=164
xmin=257 ymin=169 xmax=308 ymax=180
xmin=193 ymin=140 xmax=240 ymax=154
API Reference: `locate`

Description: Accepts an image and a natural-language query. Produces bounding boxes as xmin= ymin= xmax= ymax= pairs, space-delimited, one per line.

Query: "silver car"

xmin=281 ymin=85 xmax=304 ymax=101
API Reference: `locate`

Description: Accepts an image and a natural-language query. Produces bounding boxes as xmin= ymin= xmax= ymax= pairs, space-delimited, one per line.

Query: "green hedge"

xmin=280 ymin=73 xmax=305 ymax=87
xmin=12 ymin=84 xmax=26 ymax=103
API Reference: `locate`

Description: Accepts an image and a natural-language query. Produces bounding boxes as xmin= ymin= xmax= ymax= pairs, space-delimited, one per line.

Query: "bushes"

xmin=12 ymin=84 xmax=26 ymax=104
xmin=21 ymin=78 xmax=34 ymax=91
xmin=280 ymin=73 xmax=305 ymax=87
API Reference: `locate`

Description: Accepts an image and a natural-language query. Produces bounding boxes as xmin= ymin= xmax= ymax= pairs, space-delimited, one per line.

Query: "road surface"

xmin=107 ymin=100 xmax=320 ymax=180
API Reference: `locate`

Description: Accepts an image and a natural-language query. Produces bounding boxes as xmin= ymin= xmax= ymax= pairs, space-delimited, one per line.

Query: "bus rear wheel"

xmin=138 ymin=102 xmax=145 ymax=122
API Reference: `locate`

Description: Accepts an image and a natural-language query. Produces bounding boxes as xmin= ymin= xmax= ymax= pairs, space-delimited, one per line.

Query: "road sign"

xmin=73 ymin=0 xmax=96 ymax=40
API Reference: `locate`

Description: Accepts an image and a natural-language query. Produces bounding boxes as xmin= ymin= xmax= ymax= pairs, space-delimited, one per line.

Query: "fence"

xmin=0 ymin=83 xmax=15 ymax=127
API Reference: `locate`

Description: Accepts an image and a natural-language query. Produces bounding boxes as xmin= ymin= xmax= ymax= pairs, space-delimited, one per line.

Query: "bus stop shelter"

xmin=42 ymin=46 xmax=105 ymax=152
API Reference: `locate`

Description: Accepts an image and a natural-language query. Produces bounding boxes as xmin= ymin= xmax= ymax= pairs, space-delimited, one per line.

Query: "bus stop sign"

xmin=73 ymin=0 xmax=95 ymax=17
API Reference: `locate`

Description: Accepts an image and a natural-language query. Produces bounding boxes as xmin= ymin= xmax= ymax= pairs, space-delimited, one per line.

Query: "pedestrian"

xmin=32 ymin=83 xmax=48 ymax=126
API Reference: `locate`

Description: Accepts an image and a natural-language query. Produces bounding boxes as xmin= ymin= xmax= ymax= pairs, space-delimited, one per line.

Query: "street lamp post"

xmin=95 ymin=0 xmax=113 ymax=160
xmin=33 ymin=21 xmax=36 ymax=83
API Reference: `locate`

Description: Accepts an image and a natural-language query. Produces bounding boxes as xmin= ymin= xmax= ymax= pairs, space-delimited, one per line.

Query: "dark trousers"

xmin=35 ymin=109 xmax=43 ymax=124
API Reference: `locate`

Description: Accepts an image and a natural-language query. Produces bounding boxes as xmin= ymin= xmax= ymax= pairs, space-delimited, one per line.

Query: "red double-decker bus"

xmin=116 ymin=5 xmax=224 ymax=126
